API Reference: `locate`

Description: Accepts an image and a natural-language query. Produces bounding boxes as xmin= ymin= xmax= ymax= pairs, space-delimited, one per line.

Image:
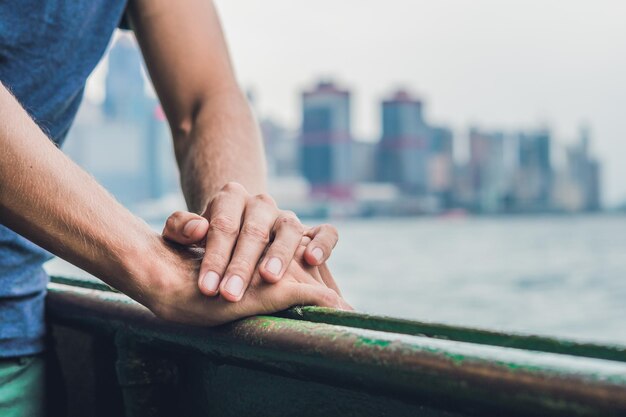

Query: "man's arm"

xmin=0 ymin=82 xmax=345 ymax=322
xmin=0 ymin=82 xmax=155 ymax=305
xmin=128 ymin=0 xmax=340 ymax=302
xmin=127 ymin=0 xmax=264 ymax=212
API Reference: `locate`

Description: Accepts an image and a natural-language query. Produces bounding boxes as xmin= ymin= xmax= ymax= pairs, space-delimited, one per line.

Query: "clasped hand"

xmin=145 ymin=182 xmax=350 ymax=326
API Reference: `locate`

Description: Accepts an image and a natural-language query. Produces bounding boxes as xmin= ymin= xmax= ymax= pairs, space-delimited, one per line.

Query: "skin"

xmin=0 ymin=0 xmax=349 ymax=325
xmin=128 ymin=0 xmax=340 ymax=302
xmin=0 ymin=82 xmax=350 ymax=324
xmin=162 ymin=211 xmax=343 ymax=297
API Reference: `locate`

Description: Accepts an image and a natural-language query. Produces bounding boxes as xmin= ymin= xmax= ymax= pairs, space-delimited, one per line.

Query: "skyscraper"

xmin=103 ymin=35 xmax=148 ymax=121
xmin=377 ymin=90 xmax=431 ymax=194
xmin=468 ymin=128 xmax=509 ymax=212
xmin=300 ymin=80 xmax=352 ymax=199
xmin=260 ymin=118 xmax=299 ymax=177
xmin=64 ymin=35 xmax=179 ymax=207
xmin=428 ymin=126 xmax=454 ymax=204
xmin=516 ymin=129 xmax=553 ymax=210
xmin=565 ymin=127 xmax=601 ymax=211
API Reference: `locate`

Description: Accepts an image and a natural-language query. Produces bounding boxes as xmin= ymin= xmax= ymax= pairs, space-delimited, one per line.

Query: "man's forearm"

xmin=0 ymin=84 xmax=157 ymax=304
xmin=173 ymin=87 xmax=267 ymax=213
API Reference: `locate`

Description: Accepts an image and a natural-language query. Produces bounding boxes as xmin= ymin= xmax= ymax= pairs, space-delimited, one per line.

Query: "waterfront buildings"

xmin=300 ymin=81 xmax=353 ymax=200
xmin=467 ymin=128 xmax=509 ymax=212
xmin=514 ymin=129 xmax=553 ymax=211
xmin=557 ymin=127 xmax=601 ymax=212
xmin=377 ymin=90 xmax=430 ymax=194
xmin=63 ymin=33 xmax=604 ymax=217
xmin=63 ymin=36 xmax=178 ymax=209
xmin=376 ymin=90 xmax=454 ymax=208
xmin=428 ymin=126 xmax=454 ymax=204
xmin=274 ymin=81 xmax=603 ymax=215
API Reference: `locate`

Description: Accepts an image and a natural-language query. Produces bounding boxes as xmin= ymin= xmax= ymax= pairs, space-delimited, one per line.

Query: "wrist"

xmin=121 ymin=230 xmax=202 ymax=318
xmin=114 ymin=227 xmax=166 ymax=309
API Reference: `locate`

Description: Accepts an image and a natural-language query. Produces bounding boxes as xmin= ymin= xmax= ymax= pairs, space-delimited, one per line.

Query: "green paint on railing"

xmin=355 ymin=337 xmax=392 ymax=348
xmin=45 ymin=280 xmax=626 ymax=417
xmin=50 ymin=275 xmax=626 ymax=363
xmin=278 ymin=307 xmax=626 ymax=363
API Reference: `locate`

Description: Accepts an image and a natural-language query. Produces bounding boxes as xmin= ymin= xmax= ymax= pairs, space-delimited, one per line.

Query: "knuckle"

xmin=240 ymin=222 xmax=271 ymax=244
xmin=222 ymin=181 xmax=246 ymax=194
xmin=260 ymin=290 xmax=285 ymax=312
xmin=209 ymin=215 xmax=240 ymax=236
xmin=267 ymin=240 xmax=291 ymax=258
xmin=319 ymin=289 xmax=340 ymax=307
xmin=322 ymin=223 xmax=338 ymax=234
xmin=321 ymin=223 xmax=339 ymax=241
xmin=227 ymin=257 xmax=255 ymax=276
xmin=295 ymin=244 xmax=307 ymax=259
xmin=165 ymin=215 xmax=178 ymax=230
xmin=202 ymin=251 xmax=230 ymax=270
xmin=277 ymin=213 xmax=304 ymax=232
xmin=252 ymin=193 xmax=276 ymax=207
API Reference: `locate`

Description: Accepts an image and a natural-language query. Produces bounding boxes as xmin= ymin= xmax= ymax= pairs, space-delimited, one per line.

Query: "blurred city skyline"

xmin=68 ymin=36 xmax=604 ymax=219
xmin=82 ymin=1 xmax=625 ymax=206
xmin=219 ymin=0 xmax=626 ymax=207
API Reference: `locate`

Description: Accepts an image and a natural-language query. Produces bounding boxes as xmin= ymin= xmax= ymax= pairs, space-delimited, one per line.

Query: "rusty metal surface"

xmin=50 ymin=276 xmax=626 ymax=363
xmin=46 ymin=281 xmax=626 ymax=417
xmin=279 ymin=307 xmax=626 ymax=363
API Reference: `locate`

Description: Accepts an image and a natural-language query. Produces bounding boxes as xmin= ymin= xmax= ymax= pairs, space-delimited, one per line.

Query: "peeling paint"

xmin=47 ymin=277 xmax=626 ymax=416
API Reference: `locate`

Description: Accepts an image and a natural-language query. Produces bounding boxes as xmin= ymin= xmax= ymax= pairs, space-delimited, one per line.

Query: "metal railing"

xmin=47 ymin=276 xmax=626 ymax=417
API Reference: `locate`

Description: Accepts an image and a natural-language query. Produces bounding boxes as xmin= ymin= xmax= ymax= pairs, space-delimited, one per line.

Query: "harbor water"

xmin=46 ymin=214 xmax=626 ymax=345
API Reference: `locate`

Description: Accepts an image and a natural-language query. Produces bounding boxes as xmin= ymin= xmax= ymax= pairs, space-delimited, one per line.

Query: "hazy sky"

xmin=212 ymin=0 xmax=626 ymax=205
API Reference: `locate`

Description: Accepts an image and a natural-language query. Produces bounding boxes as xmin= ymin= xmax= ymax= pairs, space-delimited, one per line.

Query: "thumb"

xmin=162 ymin=211 xmax=209 ymax=245
xmin=284 ymin=283 xmax=348 ymax=311
xmin=318 ymin=262 xmax=343 ymax=297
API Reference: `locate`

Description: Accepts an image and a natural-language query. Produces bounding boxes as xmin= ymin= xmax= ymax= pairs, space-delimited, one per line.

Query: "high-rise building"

xmin=261 ymin=118 xmax=299 ymax=177
xmin=515 ymin=129 xmax=553 ymax=210
xmin=64 ymin=36 xmax=179 ymax=207
xmin=104 ymin=35 xmax=149 ymax=121
xmin=564 ymin=127 xmax=601 ymax=211
xmin=300 ymin=80 xmax=352 ymax=199
xmin=428 ymin=126 xmax=454 ymax=204
xmin=377 ymin=90 xmax=431 ymax=194
xmin=351 ymin=140 xmax=377 ymax=183
xmin=146 ymin=105 xmax=179 ymax=200
xmin=468 ymin=128 xmax=509 ymax=212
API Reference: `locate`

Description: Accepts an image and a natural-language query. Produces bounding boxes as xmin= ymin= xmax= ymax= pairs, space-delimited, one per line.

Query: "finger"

xmin=198 ymin=183 xmax=247 ymax=296
xmin=292 ymin=245 xmax=325 ymax=285
xmin=286 ymin=283 xmax=348 ymax=310
xmin=237 ymin=281 xmax=345 ymax=319
xmin=318 ymin=262 xmax=342 ymax=296
xmin=219 ymin=194 xmax=277 ymax=302
xmin=293 ymin=246 xmax=351 ymax=310
xmin=259 ymin=211 xmax=304 ymax=283
xmin=304 ymin=224 xmax=339 ymax=266
xmin=162 ymin=211 xmax=209 ymax=245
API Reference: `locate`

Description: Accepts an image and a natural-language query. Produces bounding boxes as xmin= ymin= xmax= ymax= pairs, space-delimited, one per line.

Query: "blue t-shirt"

xmin=0 ymin=1 xmax=128 ymax=357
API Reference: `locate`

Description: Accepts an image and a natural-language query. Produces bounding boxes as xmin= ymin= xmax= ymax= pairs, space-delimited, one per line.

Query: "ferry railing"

xmin=47 ymin=276 xmax=626 ymax=417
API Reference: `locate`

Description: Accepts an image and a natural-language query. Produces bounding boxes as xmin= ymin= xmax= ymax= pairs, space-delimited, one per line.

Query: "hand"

xmin=141 ymin=233 xmax=351 ymax=326
xmin=162 ymin=182 xmax=339 ymax=302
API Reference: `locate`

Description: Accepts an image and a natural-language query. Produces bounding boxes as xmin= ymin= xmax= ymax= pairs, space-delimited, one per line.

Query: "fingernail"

xmin=201 ymin=271 xmax=220 ymax=293
xmin=266 ymin=257 xmax=282 ymax=276
xmin=312 ymin=247 xmax=324 ymax=262
xmin=224 ymin=275 xmax=244 ymax=297
xmin=183 ymin=219 xmax=202 ymax=237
